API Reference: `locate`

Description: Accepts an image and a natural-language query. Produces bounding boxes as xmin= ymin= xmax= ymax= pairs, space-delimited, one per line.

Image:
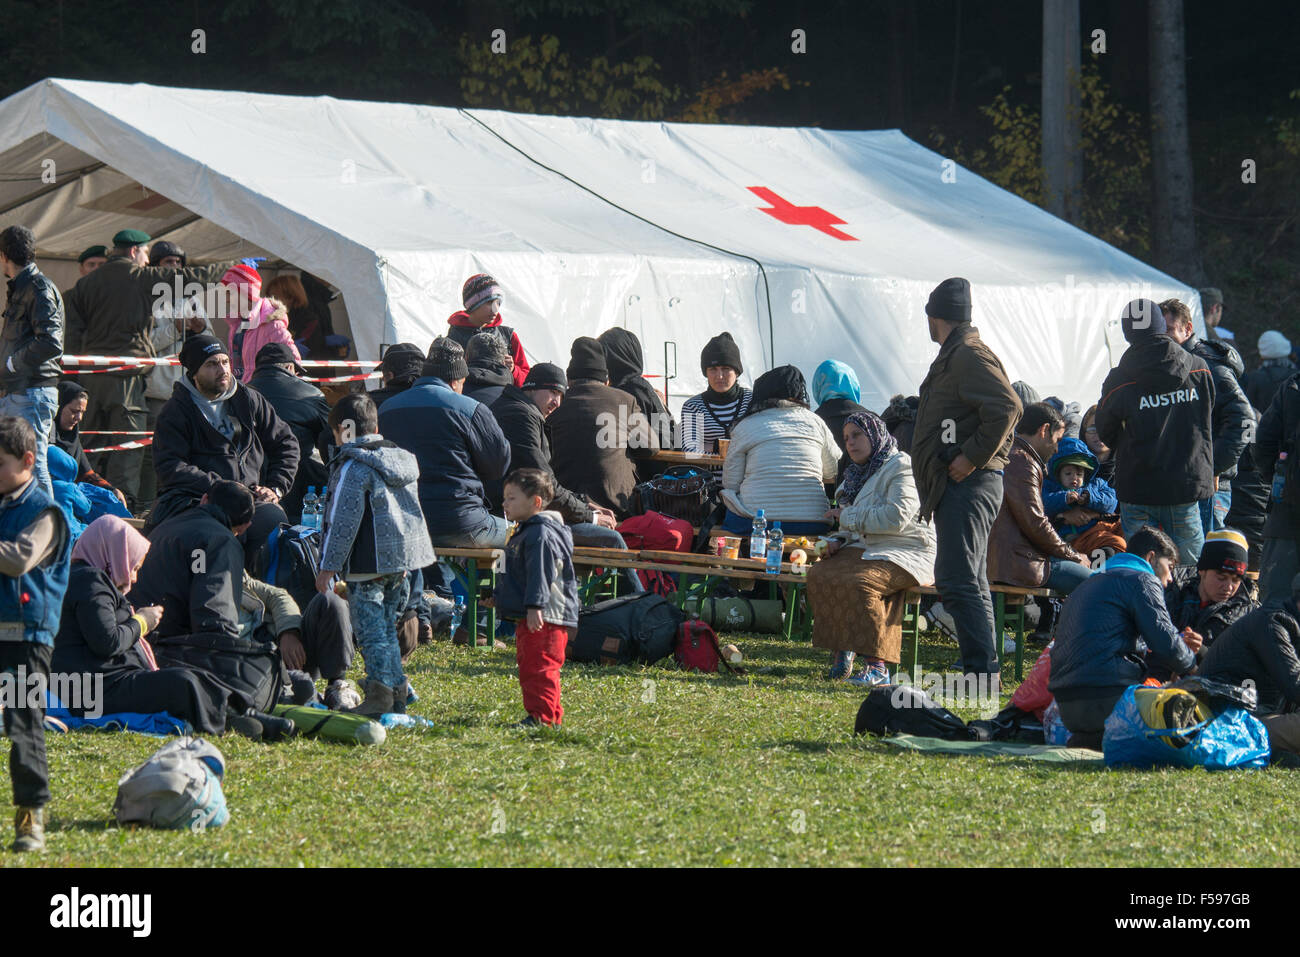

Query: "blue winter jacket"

xmin=1042 ymin=436 xmax=1118 ymax=538
xmin=494 ymin=511 xmax=579 ymax=628
xmin=1048 ymin=553 xmax=1195 ymax=698
xmin=378 ymin=376 xmax=511 ymax=539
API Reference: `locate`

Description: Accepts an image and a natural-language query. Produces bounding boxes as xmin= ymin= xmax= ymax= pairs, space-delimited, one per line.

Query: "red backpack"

xmin=617 ymin=510 xmax=694 ymax=595
xmin=675 ymin=618 xmax=741 ymax=674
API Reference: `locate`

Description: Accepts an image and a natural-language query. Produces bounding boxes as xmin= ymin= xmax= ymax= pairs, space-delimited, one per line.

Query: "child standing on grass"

xmin=315 ymin=394 xmax=434 ymax=717
xmin=496 ymin=468 xmax=578 ymax=728
xmin=0 ymin=416 xmax=71 ymax=852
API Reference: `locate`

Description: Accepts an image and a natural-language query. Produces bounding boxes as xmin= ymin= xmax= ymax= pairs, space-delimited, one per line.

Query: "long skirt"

xmin=806 ymin=549 xmax=917 ymax=663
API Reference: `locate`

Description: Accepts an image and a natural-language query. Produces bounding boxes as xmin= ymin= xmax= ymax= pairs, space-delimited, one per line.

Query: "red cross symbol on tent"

xmin=747 ymin=187 xmax=858 ymax=241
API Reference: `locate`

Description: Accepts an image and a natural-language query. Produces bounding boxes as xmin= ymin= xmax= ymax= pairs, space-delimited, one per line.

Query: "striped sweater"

xmin=679 ymin=388 xmax=753 ymax=454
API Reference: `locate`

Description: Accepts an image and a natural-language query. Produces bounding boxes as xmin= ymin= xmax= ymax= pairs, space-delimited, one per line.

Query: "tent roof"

xmin=0 ymin=78 xmax=1199 ymax=406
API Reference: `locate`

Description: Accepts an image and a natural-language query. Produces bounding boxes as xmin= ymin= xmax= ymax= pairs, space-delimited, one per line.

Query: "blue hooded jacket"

xmin=1042 ymin=436 xmax=1118 ymax=538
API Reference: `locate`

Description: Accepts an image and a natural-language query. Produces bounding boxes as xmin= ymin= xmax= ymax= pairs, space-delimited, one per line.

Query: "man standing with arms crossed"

xmin=911 ymin=278 xmax=1021 ymax=689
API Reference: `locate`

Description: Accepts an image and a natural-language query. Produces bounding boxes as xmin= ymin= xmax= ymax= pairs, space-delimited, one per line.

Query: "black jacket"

xmin=464 ymin=362 xmax=513 ymax=410
xmin=1163 ymin=564 xmax=1258 ymax=650
xmin=1255 ymin=372 xmax=1300 ymax=539
xmin=1242 ymin=359 xmax=1298 ymax=415
xmin=1225 ymin=441 xmax=1269 ymax=555
xmin=486 ymin=385 xmax=593 ymax=524
xmin=1185 ymin=334 xmax=1251 ymax=478
xmin=129 ymin=502 xmax=245 ymax=641
xmin=52 ymin=562 xmax=153 ymax=680
xmin=1096 ymin=335 xmax=1215 ymax=506
xmin=152 ymin=378 xmax=300 ymax=507
xmin=599 ymin=328 xmax=677 ymax=478
xmin=246 ymin=364 xmax=330 ymax=519
xmin=548 ymin=380 xmax=656 ymax=518
xmin=1199 ymin=601 xmax=1300 ymax=715
xmin=1 ymin=263 xmax=63 ymax=391
xmin=494 ymin=510 xmax=579 ymax=627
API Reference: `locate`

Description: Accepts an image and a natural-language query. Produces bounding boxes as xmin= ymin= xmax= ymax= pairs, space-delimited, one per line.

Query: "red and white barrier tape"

xmin=63 ymin=355 xmax=379 ymax=368
xmin=85 ymin=437 xmax=154 ymax=453
xmin=80 ymin=430 xmax=152 ymax=435
xmin=308 ymin=372 xmax=382 ymax=384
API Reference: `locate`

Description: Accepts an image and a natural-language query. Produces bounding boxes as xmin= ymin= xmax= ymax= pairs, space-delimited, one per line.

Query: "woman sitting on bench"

xmin=807 ymin=411 xmax=936 ymax=686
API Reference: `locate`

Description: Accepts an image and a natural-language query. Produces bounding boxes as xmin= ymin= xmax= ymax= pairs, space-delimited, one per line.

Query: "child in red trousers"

xmin=497 ymin=468 xmax=579 ymax=728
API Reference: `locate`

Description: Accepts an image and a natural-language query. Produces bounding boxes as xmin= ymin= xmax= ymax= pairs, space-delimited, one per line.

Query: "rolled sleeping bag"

xmin=271 ymin=704 xmax=386 ymax=745
xmin=681 ymin=597 xmax=784 ymax=633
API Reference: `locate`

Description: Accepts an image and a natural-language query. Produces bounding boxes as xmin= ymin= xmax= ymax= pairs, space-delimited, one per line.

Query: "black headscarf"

xmin=748 ymin=365 xmax=809 ymax=412
xmin=55 ymin=380 xmax=89 ymax=449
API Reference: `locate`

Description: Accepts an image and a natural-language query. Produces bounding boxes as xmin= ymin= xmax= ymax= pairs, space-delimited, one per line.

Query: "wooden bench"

xmin=433 ymin=547 xmax=505 ymax=649
xmin=901 ymin=584 xmax=1053 ymax=682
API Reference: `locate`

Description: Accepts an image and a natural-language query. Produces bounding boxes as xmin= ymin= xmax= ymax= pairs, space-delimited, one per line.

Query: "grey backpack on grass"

xmin=113 ymin=737 xmax=229 ymax=831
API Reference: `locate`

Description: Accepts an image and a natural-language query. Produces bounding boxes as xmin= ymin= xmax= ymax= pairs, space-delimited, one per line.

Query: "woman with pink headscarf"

xmin=51 ymin=516 xmax=229 ymax=733
xmin=221 ymin=263 xmax=302 ymax=383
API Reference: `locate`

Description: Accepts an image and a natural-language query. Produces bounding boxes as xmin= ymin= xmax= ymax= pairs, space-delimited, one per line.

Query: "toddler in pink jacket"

xmin=221 ymin=264 xmax=302 ymax=382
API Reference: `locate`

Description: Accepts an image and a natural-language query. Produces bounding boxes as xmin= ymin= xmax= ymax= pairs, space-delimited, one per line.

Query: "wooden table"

xmin=647 ymin=450 xmax=725 ymax=468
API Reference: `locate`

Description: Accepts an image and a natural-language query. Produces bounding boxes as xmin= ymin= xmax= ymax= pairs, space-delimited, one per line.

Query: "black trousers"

xmin=0 ymin=642 xmax=51 ymax=808
xmin=300 ymin=590 xmax=354 ymax=681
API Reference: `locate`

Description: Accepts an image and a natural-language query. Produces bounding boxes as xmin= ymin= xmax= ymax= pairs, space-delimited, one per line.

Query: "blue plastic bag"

xmin=1103 ymin=685 xmax=1270 ymax=770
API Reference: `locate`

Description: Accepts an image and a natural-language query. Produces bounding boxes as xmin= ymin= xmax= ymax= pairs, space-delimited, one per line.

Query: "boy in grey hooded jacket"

xmin=316 ymin=394 xmax=434 ymax=716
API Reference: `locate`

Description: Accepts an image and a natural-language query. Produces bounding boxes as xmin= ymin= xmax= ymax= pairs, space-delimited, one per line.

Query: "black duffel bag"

xmin=631 ymin=466 xmax=720 ymax=527
xmin=854 ymin=685 xmax=974 ymax=740
xmin=153 ymin=631 xmax=283 ymax=714
xmin=569 ymin=593 xmax=685 ymax=666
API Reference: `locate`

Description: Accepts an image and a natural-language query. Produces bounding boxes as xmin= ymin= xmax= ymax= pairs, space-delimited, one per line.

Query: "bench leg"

xmin=487 ymin=562 xmax=498 ymax=643
xmin=783 ymin=585 xmax=798 ymax=639
xmin=993 ymin=591 xmax=1006 ymax=673
xmin=466 ymin=558 xmax=481 ymax=650
xmin=1012 ymin=600 xmax=1025 ymax=682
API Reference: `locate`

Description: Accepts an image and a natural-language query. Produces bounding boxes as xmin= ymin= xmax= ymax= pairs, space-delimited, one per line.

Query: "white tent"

xmin=0 ymin=77 xmax=1201 ymax=409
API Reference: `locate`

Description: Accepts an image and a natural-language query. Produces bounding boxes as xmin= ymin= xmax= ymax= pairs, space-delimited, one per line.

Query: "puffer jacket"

xmin=1048 ymin=552 xmax=1196 ymax=699
xmin=1095 ymin=335 xmax=1215 ymax=506
xmin=829 ymin=450 xmax=935 ymax=586
xmin=987 ymin=435 xmax=1085 ymax=588
xmin=237 ymin=570 xmax=302 ymax=642
xmin=720 ymin=402 xmax=840 ymax=522
xmin=230 ymin=297 xmax=301 ymax=383
xmin=1 ymin=263 xmax=63 ymax=391
xmin=1042 ymin=436 xmax=1119 ymax=537
xmin=320 ymin=434 xmax=435 ymax=577
xmin=1241 ymin=358 xmax=1297 ymax=414
xmin=1256 ymin=372 xmax=1300 ymax=539
xmin=1199 ymin=601 xmax=1300 ymax=715
xmin=911 ymin=324 xmax=1021 ymax=520
xmin=1185 ymin=333 xmax=1251 ymax=478
xmin=495 ymin=510 xmax=579 ymax=628
xmin=1163 ymin=564 xmax=1258 ymax=650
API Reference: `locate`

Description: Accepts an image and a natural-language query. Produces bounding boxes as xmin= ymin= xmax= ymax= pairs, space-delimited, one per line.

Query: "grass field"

xmin=5 ymin=628 xmax=1298 ymax=868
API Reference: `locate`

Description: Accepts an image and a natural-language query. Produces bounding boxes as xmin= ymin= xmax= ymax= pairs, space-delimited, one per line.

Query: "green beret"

xmin=77 ymin=245 xmax=107 ymax=263
xmin=112 ymin=228 xmax=151 ymax=246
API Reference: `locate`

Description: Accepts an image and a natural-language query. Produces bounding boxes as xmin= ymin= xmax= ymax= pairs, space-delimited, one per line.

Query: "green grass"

xmin=7 ymin=629 xmax=1299 ymax=867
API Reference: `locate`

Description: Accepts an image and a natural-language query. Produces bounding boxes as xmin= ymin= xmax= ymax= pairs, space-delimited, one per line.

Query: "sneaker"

xmin=826 ymin=650 xmax=856 ymax=681
xmin=12 ymin=807 xmax=45 ymax=852
xmin=324 ymin=679 xmax=362 ymax=711
xmin=511 ymin=716 xmax=540 ymax=729
xmin=846 ymin=662 xmax=891 ymax=687
xmin=225 ymin=713 xmax=264 ymax=741
xmin=927 ymin=602 xmax=958 ymax=639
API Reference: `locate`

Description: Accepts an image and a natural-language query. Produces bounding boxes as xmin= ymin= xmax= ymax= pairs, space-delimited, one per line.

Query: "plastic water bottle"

xmin=1273 ymin=453 xmax=1288 ymax=503
xmin=450 ymin=596 xmax=466 ymax=635
xmin=766 ymin=521 xmax=784 ymax=575
xmin=316 ymin=486 xmax=328 ymax=531
xmin=749 ymin=509 xmax=767 ymax=561
xmin=301 ymin=487 xmax=319 ymax=529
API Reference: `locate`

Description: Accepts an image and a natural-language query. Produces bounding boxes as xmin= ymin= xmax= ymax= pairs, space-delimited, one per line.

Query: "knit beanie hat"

xmin=380 ymin=342 xmax=424 ymax=381
xmin=180 ymin=334 xmax=229 ymax=379
xmin=1011 ymin=381 xmax=1041 ymax=408
xmin=220 ymin=263 xmax=262 ymax=292
xmin=924 ymin=277 xmax=972 ymax=324
xmin=567 ymin=337 xmax=608 ymax=382
xmin=466 ymin=330 xmax=510 ymax=367
xmin=423 ymin=337 xmax=469 ymax=382
xmin=1198 ymin=529 xmax=1249 ymax=576
xmin=462 ymin=273 xmax=503 ymax=312
xmin=522 ymin=362 xmax=568 ymax=394
xmin=700 ymin=331 xmax=743 ymax=376
xmin=1258 ymin=330 xmax=1292 ymax=360
xmin=1120 ymin=299 xmax=1168 ymax=342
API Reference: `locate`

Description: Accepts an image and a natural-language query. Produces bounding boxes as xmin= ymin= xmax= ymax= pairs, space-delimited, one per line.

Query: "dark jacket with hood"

xmin=912 ymin=324 xmax=1022 ymax=519
xmin=1042 ymin=436 xmax=1119 ymax=537
xmin=486 ymin=384 xmax=593 ymax=524
xmin=246 ymin=363 xmax=330 ymax=519
xmin=598 ymin=328 xmax=677 ymax=477
xmin=1048 ymin=553 xmax=1196 ymax=699
xmin=1162 ymin=564 xmax=1258 ymax=652
xmin=1199 ymin=601 xmax=1300 ymax=715
xmin=1095 ymin=335 xmax=1215 ymax=507
xmin=464 ymin=361 xmax=513 ymax=409
xmin=1183 ymin=333 xmax=1251 ymax=478
xmin=1 ymin=262 xmax=63 ymax=392
xmin=1256 ymin=372 xmax=1300 ymax=539
xmin=495 ymin=509 xmax=579 ymax=628
xmin=150 ymin=375 xmax=300 ymax=526
xmin=548 ymin=380 xmax=656 ymax=518
xmin=1242 ymin=358 xmax=1297 ymax=414
xmin=129 ymin=502 xmax=245 ymax=641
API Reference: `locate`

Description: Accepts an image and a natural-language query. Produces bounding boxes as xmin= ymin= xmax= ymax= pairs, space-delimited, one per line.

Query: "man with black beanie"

xmin=1095 ymin=298 xmax=1215 ymax=565
xmin=548 ymin=337 xmax=657 ymax=517
xmin=911 ymin=277 xmax=1022 ymax=683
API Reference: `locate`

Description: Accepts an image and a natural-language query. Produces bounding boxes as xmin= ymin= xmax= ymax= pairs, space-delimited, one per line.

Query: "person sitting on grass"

xmin=316 ymin=393 xmax=434 ymax=717
xmin=1161 ymin=529 xmax=1257 ymax=656
xmin=1042 ymin=433 xmax=1125 ymax=559
xmin=53 ymin=380 xmax=129 ymax=509
xmin=807 ymin=410 xmax=935 ymax=686
xmin=1198 ymin=572 xmax=1300 ymax=758
xmin=1048 ymin=525 xmax=1200 ymax=750
xmin=495 ymin=468 xmax=578 ymax=729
